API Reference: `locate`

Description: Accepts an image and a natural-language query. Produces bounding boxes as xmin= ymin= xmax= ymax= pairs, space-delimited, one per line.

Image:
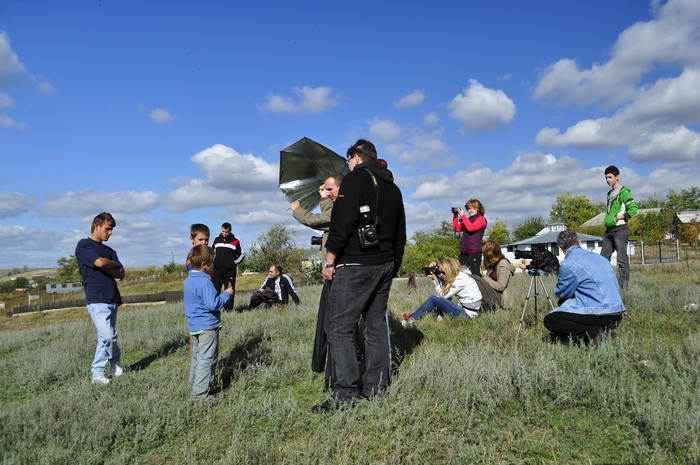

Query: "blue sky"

xmin=2 ymin=0 xmax=699 ymax=268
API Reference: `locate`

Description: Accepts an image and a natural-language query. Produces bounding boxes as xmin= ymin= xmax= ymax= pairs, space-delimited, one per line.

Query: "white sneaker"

xmin=113 ymin=364 xmax=125 ymax=377
xmin=92 ymin=374 xmax=110 ymax=385
xmin=436 ymin=315 xmax=443 ymax=321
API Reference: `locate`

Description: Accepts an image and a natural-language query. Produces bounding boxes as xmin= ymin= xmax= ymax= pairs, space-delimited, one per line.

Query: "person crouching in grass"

xmin=402 ymin=258 xmax=482 ymax=325
xmin=183 ymin=244 xmax=233 ymax=401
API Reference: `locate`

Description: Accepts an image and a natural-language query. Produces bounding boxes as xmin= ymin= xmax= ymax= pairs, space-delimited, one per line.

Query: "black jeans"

xmin=327 ymin=262 xmax=394 ymax=401
xmin=212 ymin=268 xmax=237 ymax=311
xmin=460 ymin=252 xmax=482 ymax=276
xmin=544 ymin=311 xmax=623 ymax=343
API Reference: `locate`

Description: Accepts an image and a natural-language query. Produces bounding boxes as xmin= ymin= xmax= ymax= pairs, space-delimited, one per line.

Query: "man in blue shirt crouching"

xmin=544 ymin=230 xmax=626 ymax=345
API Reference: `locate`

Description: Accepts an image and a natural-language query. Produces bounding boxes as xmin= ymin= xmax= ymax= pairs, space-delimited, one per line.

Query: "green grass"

xmin=1 ymin=265 xmax=700 ymax=464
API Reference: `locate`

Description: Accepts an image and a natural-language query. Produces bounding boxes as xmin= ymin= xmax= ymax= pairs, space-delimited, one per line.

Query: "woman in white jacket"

xmin=403 ymin=258 xmax=482 ymax=324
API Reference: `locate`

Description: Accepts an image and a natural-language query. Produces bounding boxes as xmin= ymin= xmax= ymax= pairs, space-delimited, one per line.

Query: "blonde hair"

xmin=189 ymin=245 xmax=215 ymax=271
xmin=437 ymin=257 xmax=465 ymax=296
xmin=482 ymin=240 xmax=509 ymax=271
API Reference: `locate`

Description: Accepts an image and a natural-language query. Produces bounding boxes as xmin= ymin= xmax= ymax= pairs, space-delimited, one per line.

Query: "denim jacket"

xmin=552 ymin=245 xmax=626 ymax=315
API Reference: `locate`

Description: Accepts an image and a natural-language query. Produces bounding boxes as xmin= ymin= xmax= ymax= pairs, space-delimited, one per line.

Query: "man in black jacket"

xmin=249 ymin=264 xmax=300 ymax=309
xmin=313 ymin=139 xmax=406 ymax=413
xmin=212 ymin=222 xmax=244 ymax=311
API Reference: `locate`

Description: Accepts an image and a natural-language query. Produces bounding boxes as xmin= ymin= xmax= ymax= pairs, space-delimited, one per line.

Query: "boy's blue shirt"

xmin=183 ymin=270 xmax=230 ymax=332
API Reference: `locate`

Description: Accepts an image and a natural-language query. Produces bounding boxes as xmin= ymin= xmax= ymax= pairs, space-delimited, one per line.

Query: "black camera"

xmin=357 ymin=205 xmax=379 ymax=248
xmin=451 ymin=207 xmax=459 ymax=215
xmin=310 ymin=236 xmax=323 ymax=246
xmin=420 ymin=265 xmax=441 ymax=276
xmin=514 ymin=250 xmax=533 ymax=260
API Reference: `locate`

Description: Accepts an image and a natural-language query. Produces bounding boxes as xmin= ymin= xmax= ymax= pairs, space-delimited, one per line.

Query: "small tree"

xmin=245 ymin=223 xmax=304 ymax=273
xmin=636 ymin=210 xmax=674 ymax=241
xmin=549 ymin=191 xmax=601 ymax=229
xmin=485 ymin=219 xmax=511 ymax=245
xmin=512 ymin=217 xmax=546 ymax=242
xmin=55 ymin=255 xmax=81 ymax=283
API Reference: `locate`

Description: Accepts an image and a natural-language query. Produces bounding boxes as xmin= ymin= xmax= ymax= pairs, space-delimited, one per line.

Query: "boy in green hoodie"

xmin=601 ymin=165 xmax=638 ymax=289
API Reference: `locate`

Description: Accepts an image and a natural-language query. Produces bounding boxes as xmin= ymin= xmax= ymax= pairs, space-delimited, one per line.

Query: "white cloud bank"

xmin=534 ymin=0 xmax=700 ymax=167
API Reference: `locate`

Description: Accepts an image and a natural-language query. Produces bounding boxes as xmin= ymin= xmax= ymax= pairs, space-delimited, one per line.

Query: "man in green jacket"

xmin=601 ymin=165 xmax=638 ymax=289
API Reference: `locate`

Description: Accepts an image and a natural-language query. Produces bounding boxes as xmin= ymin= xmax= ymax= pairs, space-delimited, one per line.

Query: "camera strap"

xmin=362 ymin=168 xmax=379 ymax=228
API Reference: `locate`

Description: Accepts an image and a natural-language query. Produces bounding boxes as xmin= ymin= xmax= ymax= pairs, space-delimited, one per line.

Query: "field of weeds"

xmin=1 ymin=264 xmax=699 ymax=464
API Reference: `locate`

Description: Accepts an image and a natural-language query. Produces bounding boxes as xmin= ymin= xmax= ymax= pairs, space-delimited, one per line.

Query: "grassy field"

xmin=1 ymin=264 xmax=699 ymax=464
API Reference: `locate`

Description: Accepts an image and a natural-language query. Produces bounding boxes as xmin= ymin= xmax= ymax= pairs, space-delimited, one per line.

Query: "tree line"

xmin=49 ymin=187 xmax=699 ymax=282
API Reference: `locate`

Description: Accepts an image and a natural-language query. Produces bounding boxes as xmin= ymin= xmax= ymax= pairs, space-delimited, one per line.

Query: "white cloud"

xmin=165 ymin=144 xmax=279 ymax=212
xmin=533 ymin=0 xmax=700 ymax=108
xmin=447 ymin=79 xmax=516 ymax=132
xmin=395 ymin=130 xmax=448 ymax=163
xmin=0 ymin=192 xmax=38 ymax=218
xmin=423 ymin=113 xmax=440 ymax=126
xmin=149 ymin=108 xmax=175 ymax=125
xmin=0 ymin=31 xmax=51 ymax=132
xmin=394 ymin=90 xmax=425 ymax=108
xmin=0 ymin=92 xmax=13 ymax=108
xmin=0 ymin=31 xmax=26 ymax=88
xmin=628 ymin=126 xmax=700 ymax=165
xmin=38 ymin=190 xmax=160 ymax=217
xmin=258 ymin=86 xmax=340 ymax=114
xmin=368 ymin=118 xmax=403 ymax=142
xmin=0 ymin=113 xmax=27 ymax=130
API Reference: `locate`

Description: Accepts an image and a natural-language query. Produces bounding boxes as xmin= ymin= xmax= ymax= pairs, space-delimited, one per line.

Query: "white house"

xmin=502 ymin=223 xmax=606 ymax=264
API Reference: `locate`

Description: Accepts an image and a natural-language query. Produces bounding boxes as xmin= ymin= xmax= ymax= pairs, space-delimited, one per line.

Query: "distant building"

xmin=45 ymin=282 xmax=83 ymax=295
xmin=502 ymin=223 xmax=604 ymax=263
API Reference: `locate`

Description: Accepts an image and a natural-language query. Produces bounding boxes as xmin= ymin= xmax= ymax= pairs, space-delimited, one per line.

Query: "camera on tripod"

xmin=310 ymin=236 xmax=323 ymax=246
xmin=357 ymin=205 xmax=379 ymax=248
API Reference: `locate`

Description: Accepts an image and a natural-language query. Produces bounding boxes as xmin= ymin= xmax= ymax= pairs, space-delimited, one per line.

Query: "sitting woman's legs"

xmin=409 ymin=295 xmax=466 ymax=320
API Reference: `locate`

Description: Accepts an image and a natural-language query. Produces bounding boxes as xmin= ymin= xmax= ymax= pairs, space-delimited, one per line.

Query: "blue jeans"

xmin=600 ymin=228 xmax=630 ymax=289
xmin=327 ymin=262 xmax=394 ymax=401
xmin=409 ymin=294 xmax=470 ymax=320
xmin=86 ymin=303 xmax=121 ymax=376
xmin=189 ymin=328 xmax=219 ymax=399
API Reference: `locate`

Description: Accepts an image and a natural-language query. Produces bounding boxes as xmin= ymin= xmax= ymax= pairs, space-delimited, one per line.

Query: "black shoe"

xmin=311 ymin=397 xmax=359 ymax=414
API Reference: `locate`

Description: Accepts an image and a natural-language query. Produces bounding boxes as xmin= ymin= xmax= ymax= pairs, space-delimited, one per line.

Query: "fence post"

xmin=641 ymin=240 xmax=645 ymax=264
xmin=676 ymin=238 xmax=680 ymax=262
xmin=658 ymin=240 xmax=662 ymax=263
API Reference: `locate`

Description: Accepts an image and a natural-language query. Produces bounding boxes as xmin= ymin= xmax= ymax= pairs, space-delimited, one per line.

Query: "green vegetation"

xmin=1 ymin=264 xmax=699 ymax=463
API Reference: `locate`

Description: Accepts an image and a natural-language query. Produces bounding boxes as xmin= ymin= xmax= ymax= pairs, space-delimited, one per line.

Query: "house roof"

xmin=579 ymin=208 xmax=661 ymax=228
xmin=302 ymin=248 xmax=322 ymax=261
xmin=505 ymin=223 xmax=601 ymax=247
xmin=676 ymin=211 xmax=700 ymax=223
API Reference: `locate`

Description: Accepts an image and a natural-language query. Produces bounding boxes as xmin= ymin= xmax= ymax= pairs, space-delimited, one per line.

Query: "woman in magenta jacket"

xmin=453 ymin=198 xmax=487 ymax=275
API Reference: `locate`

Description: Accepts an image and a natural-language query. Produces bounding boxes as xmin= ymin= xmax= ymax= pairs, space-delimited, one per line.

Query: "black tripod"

xmin=516 ymin=270 xmax=555 ymax=340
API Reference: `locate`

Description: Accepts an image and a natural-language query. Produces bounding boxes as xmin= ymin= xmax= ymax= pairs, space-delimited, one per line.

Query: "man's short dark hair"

xmin=190 ymin=223 xmax=210 ymax=238
xmin=272 ymin=264 xmax=282 ymax=274
xmin=221 ymin=222 xmax=232 ymax=230
xmin=189 ymin=245 xmax=215 ymax=270
xmin=91 ymin=212 xmax=116 ymax=233
xmin=604 ymin=165 xmax=620 ymax=176
xmin=347 ymin=139 xmax=377 ymax=163
xmin=557 ymin=230 xmax=579 ymax=251
xmin=327 ymin=172 xmax=344 ymax=187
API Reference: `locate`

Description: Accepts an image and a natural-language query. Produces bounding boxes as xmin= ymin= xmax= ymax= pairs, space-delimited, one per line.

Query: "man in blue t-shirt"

xmin=75 ymin=212 xmax=125 ymax=385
